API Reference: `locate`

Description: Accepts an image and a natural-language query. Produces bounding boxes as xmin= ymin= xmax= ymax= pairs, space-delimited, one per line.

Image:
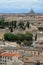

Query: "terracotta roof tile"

xmin=0 ymin=52 xmax=20 ymax=58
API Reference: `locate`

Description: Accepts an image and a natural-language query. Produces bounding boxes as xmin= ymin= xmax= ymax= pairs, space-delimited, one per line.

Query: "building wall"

xmin=0 ymin=56 xmax=11 ymax=65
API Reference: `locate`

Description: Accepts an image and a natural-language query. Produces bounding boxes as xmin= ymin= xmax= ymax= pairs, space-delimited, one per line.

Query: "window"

xmin=8 ymin=57 xmax=9 ymax=59
xmin=5 ymin=60 xmax=6 ymax=62
xmin=5 ymin=57 xmax=6 ymax=59
xmin=34 ymin=52 xmax=36 ymax=54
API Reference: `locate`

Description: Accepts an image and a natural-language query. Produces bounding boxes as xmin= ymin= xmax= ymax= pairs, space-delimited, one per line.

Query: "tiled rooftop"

xmin=0 ymin=52 xmax=20 ymax=58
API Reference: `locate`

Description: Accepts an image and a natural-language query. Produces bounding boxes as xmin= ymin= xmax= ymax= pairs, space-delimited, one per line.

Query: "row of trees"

xmin=0 ymin=19 xmax=17 ymax=29
xmin=4 ymin=32 xmax=33 ymax=46
xmin=0 ymin=19 xmax=30 ymax=30
xmin=18 ymin=21 xmax=29 ymax=29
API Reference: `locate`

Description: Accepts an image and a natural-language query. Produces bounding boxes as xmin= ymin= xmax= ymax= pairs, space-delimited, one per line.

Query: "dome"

xmin=28 ymin=9 xmax=35 ymax=15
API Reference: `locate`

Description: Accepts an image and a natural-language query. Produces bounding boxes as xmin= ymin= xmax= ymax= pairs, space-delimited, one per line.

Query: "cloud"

xmin=0 ymin=0 xmax=43 ymax=13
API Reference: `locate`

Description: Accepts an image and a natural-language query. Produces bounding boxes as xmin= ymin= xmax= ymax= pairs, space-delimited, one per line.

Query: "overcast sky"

xmin=0 ymin=0 xmax=43 ymax=13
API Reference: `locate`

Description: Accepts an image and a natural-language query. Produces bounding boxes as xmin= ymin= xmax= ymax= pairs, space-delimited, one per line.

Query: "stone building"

xmin=0 ymin=52 xmax=21 ymax=65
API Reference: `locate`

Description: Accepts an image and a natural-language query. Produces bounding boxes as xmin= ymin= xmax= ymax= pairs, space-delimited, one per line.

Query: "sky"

xmin=0 ymin=0 xmax=43 ymax=13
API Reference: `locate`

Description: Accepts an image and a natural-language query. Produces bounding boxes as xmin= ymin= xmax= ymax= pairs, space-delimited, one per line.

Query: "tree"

xmin=35 ymin=34 xmax=37 ymax=41
xmin=26 ymin=21 xmax=30 ymax=28
xmin=4 ymin=32 xmax=33 ymax=45
xmin=38 ymin=27 xmax=43 ymax=31
xmin=10 ymin=27 xmax=13 ymax=32
xmin=25 ymin=32 xmax=33 ymax=41
xmin=16 ymin=33 xmax=25 ymax=41
xmin=4 ymin=33 xmax=14 ymax=41
xmin=7 ymin=22 xmax=14 ymax=32
xmin=19 ymin=21 xmax=24 ymax=29
xmin=13 ymin=21 xmax=17 ymax=28
xmin=0 ymin=19 xmax=5 ymax=28
xmin=11 ymin=21 xmax=17 ymax=29
xmin=23 ymin=40 xmax=32 ymax=46
xmin=17 ymin=41 xmax=21 ymax=45
xmin=5 ymin=22 xmax=9 ymax=27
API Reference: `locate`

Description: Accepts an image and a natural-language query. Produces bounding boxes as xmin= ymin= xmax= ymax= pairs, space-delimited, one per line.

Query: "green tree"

xmin=35 ymin=34 xmax=37 ymax=41
xmin=17 ymin=41 xmax=21 ymax=45
xmin=16 ymin=33 xmax=25 ymax=41
xmin=26 ymin=21 xmax=30 ymax=28
xmin=5 ymin=22 xmax=10 ymax=28
xmin=10 ymin=27 xmax=13 ymax=32
xmin=11 ymin=21 xmax=17 ymax=29
xmin=25 ymin=32 xmax=33 ymax=41
xmin=4 ymin=32 xmax=33 ymax=44
xmin=23 ymin=40 xmax=32 ymax=46
xmin=19 ymin=21 xmax=24 ymax=29
xmin=38 ymin=27 xmax=43 ymax=31
xmin=4 ymin=33 xmax=14 ymax=41
xmin=0 ymin=19 xmax=5 ymax=28
xmin=13 ymin=21 xmax=17 ymax=28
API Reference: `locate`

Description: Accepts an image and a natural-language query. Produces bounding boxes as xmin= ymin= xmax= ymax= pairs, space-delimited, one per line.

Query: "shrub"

xmin=25 ymin=32 xmax=33 ymax=41
xmin=38 ymin=27 xmax=43 ymax=31
xmin=4 ymin=33 xmax=14 ymax=41
xmin=4 ymin=32 xmax=33 ymax=44
xmin=23 ymin=40 xmax=32 ymax=46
